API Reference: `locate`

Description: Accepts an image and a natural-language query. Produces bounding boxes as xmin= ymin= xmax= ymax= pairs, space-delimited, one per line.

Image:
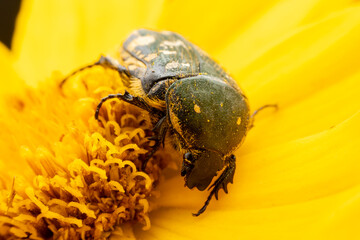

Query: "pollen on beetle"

xmin=0 ymin=66 xmax=173 ymax=239
xmin=237 ymin=117 xmax=242 ymax=125
xmin=194 ymin=104 xmax=201 ymax=113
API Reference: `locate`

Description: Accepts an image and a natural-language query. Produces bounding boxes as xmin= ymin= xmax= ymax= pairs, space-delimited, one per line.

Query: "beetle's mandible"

xmin=60 ymin=29 xmax=276 ymax=216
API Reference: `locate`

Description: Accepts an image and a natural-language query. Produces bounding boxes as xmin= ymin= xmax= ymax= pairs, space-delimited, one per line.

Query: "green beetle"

xmin=61 ymin=29 xmax=275 ymax=216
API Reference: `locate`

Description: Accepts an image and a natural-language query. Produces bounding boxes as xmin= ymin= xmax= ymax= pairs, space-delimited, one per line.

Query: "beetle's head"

xmin=181 ymin=149 xmax=223 ymax=191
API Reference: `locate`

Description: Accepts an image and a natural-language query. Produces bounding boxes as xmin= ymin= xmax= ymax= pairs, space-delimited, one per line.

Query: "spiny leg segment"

xmin=143 ymin=116 xmax=168 ymax=170
xmin=193 ymin=154 xmax=236 ymax=217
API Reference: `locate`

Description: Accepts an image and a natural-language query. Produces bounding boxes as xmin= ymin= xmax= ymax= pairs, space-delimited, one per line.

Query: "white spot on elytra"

xmin=165 ymin=61 xmax=191 ymax=70
xmin=127 ymin=35 xmax=156 ymax=50
xmin=160 ymin=40 xmax=186 ymax=48
xmin=160 ymin=50 xmax=177 ymax=55
xmin=144 ymin=53 xmax=158 ymax=62
xmin=165 ymin=61 xmax=180 ymax=70
xmin=162 ymin=31 xmax=173 ymax=36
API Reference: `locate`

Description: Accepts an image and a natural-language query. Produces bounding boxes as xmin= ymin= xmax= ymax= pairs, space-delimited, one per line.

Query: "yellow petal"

xmin=234 ymin=111 xmax=360 ymax=208
xmin=231 ymin=6 xmax=360 ymax=109
xmin=156 ymin=0 xmax=282 ymax=54
xmin=0 ymin=42 xmax=25 ymax=105
xmin=315 ymin=190 xmax=360 ymax=239
xmin=245 ymin=70 xmax=360 ymax=152
xmin=215 ymin=0 xmax=356 ymax=73
xmin=138 ymin=184 xmax=360 ymax=240
xmin=0 ymin=44 xmax=27 ymax=180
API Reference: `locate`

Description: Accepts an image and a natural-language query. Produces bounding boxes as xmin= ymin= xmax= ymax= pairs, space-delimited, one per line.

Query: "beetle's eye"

xmin=181 ymin=152 xmax=195 ymax=176
xmin=230 ymin=154 xmax=236 ymax=161
xmin=184 ymin=152 xmax=194 ymax=163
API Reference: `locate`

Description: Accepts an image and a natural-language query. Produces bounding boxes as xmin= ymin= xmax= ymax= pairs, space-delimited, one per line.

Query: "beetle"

xmin=60 ymin=29 xmax=276 ymax=216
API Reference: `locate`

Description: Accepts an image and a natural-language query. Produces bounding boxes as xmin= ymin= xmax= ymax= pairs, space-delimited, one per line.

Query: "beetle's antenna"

xmin=59 ymin=56 xmax=130 ymax=88
xmin=249 ymin=104 xmax=278 ymax=129
xmin=59 ymin=63 xmax=101 ymax=88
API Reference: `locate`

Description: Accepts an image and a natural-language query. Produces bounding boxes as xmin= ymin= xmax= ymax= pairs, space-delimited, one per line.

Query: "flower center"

xmin=0 ymin=67 xmax=172 ymax=239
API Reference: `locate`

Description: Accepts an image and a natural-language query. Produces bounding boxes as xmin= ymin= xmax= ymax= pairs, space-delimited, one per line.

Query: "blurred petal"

xmin=229 ymin=6 xmax=360 ymax=109
xmin=232 ymin=110 xmax=360 ymax=208
xmin=12 ymin=0 xmax=164 ymax=85
xmin=156 ymin=0 xmax=281 ymax=54
xmin=244 ymin=70 xmax=360 ymax=152
xmin=0 ymin=43 xmax=28 ymax=183
xmin=215 ymin=0 xmax=356 ymax=73
xmin=138 ymin=183 xmax=360 ymax=240
xmin=315 ymin=190 xmax=360 ymax=240
xmin=0 ymin=42 xmax=24 ymax=104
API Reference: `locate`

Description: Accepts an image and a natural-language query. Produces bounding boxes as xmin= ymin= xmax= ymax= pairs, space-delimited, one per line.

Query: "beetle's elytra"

xmin=61 ymin=29 xmax=276 ymax=216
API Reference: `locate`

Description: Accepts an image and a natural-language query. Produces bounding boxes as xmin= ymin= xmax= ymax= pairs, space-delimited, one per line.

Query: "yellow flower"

xmin=1 ymin=0 xmax=360 ymax=239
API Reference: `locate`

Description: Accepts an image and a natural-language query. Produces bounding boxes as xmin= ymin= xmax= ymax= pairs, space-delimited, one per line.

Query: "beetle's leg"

xmin=149 ymin=116 xmax=168 ymax=148
xmin=248 ymin=104 xmax=278 ymax=129
xmin=95 ymin=91 xmax=166 ymax=170
xmin=95 ymin=90 xmax=163 ymax=120
xmin=143 ymin=116 xmax=168 ymax=170
xmin=193 ymin=155 xmax=236 ymax=217
xmin=59 ymin=55 xmax=130 ymax=88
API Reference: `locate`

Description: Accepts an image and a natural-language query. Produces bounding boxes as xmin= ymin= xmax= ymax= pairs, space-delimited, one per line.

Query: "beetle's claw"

xmin=142 ymin=147 xmax=157 ymax=171
xmin=148 ymin=135 xmax=158 ymax=141
xmin=123 ymin=90 xmax=133 ymax=101
xmin=222 ymin=182 xmax=228 ymax=194
xmin=148 ymin=133 xmax=165 ymax=148
xmin=141 ymin=136 xmax=161 ymax=171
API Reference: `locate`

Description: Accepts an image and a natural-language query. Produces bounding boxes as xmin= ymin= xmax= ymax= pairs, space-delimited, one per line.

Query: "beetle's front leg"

xmin=193 ymin=154 xmax=236 ymax=217
xmin=95 ymin=90 xmax=163 ymax=120
xmin=143 ymin=116 xmax=168 ymax=170
xmin=95 ymin=91 xmax=167 ymax=170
